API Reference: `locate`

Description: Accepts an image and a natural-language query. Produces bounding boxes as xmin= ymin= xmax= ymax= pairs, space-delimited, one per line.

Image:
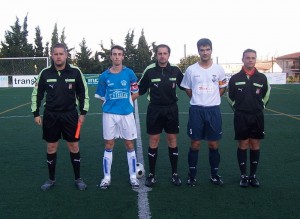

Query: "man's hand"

xmin=78 ymin=115 xmax=85 ymax=124
xmin=34 ymin=116 xmax=42 ymax=125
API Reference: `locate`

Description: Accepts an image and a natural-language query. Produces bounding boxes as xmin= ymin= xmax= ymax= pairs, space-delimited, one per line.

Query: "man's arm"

xmin=185 ymin=89 xmax=192 ymax=99
xmin=31 ymin=72 xmax=44 ymax=118
xmin=131 ymin=93 xmax=139 ymax=102
xmin=76 ymin=71 xmax=89 ymax=115
xmin=219 ymin=87 xmax=227 ymax=96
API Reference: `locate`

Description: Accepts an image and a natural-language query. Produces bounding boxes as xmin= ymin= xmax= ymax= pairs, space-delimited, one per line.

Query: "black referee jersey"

xmin=227 ymin=69 xmax=271 ymax=114
xmin=31 ymin=63 xmax=89 ymax=117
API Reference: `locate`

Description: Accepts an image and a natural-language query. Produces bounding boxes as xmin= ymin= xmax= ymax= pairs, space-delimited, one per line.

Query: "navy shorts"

xmin=234 ymin=111 xmax=265 ymax=140
xmin=146 ymin=103 xmax=179 ymax=135
xmin=187 ymin=105 xmax=222 ymax=141
xmin=42 ymin=109 xmax=79 ymax=143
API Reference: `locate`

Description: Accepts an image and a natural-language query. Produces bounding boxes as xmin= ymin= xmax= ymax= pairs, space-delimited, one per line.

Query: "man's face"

xmin=156 ymin=47 xmax=170 ymax=66
xmin=242 ymin=52 xmax=257 ymax=69
xmin=198 ymin=45 xmax=212 ymax=62
xmin=51 ymin=47 xmax=68 ymax=69
xmin=110 ymin=48 xmax=124 ymax=66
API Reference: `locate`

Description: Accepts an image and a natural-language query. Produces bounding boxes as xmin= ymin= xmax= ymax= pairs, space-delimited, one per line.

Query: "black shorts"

xmin=146 ymin=103 xmax=179 ymax=135
xmin=234 ymin=111 xmax=265 ymax=140
xmin=42 ymin=109 xmax=79 ymax=143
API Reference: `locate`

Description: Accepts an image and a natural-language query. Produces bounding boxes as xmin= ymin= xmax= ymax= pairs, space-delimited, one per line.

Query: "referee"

xmin=227 ymin=48 xmax=271 ymax=188
xmin=31 ymin=43 xmax=89 ymax=191
xmin=137 ymin=44 xmax=185 ymax=187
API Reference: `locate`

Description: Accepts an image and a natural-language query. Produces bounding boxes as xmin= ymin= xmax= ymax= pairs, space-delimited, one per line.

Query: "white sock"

xmin=103 ymin=149 xmax=113 ymax=180
xmin=127 ymin=150 xmax=137 ymax=179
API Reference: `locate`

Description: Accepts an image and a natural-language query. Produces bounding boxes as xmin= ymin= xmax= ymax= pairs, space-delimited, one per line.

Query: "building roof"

xmin=276 ymin=52 xmax=300 ymax=60
xmin=255 ymin=61 xmax=273 ymax=71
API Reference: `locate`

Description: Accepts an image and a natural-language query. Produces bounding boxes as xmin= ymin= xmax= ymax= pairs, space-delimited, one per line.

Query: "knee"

xmin=167 ymin=134 xmax=177 ymax=148
xmin=125 ymin=140 xmax=134 ymax=151
xmin=190 ymin=141 xmax=200 ymax=150
xmin=47 ymin=142 xmax=58 ymax=154
xmin=149 ymin=135 xmax=160 ymax=148
xmin=67 ymin=142 xmax=79 ymax=153
xmin=208 ymin=141 xmax=219 ymax=150
xmin=105 ymin=140 xmax=115 ymax=150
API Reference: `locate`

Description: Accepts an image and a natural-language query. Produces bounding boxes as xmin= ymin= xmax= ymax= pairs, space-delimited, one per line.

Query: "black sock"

xmin=148 ymin=147 xmax=158 ymax=175
xmin=47 ymin=153 xmax=57 ymax=181
xmin=188 ymin=148 xmax=199 ymax=178
xmin=209 ymin=148 xmax=220 ymax=177
xmin=237 ymin=148 xmax=247 ymax=175
xmin=168 ymin=147 xmax=178 ymax=175
xmin=250 ymin=149 xmax=260 ymax=176
xmin=70 ymin=152 xmax=81 ymax=180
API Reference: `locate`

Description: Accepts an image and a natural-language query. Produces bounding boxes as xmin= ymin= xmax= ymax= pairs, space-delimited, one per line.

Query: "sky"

xmin=1 ymin=0 xmax=299 ymax=64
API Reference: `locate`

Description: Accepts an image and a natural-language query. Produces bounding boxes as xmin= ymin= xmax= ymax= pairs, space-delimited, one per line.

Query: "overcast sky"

xmin=1 ymin=0 xmax=299 ymax=64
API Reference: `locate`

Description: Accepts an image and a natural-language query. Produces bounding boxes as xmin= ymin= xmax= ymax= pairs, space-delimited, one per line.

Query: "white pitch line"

xmin=134 ymin=100 xmax=152 ymax=219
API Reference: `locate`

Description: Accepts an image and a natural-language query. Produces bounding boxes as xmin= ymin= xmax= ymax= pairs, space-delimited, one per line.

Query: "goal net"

xmin=0 ymin=57 xmax=49 ymax=76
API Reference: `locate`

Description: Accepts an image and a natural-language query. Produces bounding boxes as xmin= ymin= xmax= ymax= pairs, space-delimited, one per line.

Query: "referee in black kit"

xmin=31 ymin=43 xmax=89 ymax=191
xmin=227 ymin=48 xmax=271 ymax=188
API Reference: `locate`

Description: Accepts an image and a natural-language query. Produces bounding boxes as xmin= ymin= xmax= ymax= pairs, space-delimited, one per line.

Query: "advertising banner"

xmin=0 ymin=76 xmax=9 ymax=87
xmin=12 ymin=75 xmax=38 ymax=87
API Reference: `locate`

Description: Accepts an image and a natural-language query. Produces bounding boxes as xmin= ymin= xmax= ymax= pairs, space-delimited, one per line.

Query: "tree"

xmin=60 ymin=27 xmax=74 ymax=61
xmin=177 ymin=54 xmax=199 ymax=72
xmin=0 ymin=16 xmax=33 ymax=57
xmin=34 ymin=26 xmax=44 ymax=57
xmin=50 ymin=23 xmax=59 ymax=50
xmin=123 ymin=30 xmax=137 ymax=70
xmin=97 ymin=40 xmax=114 ymax=72
xmin=135 ymin=29 xmax=152 ymax=73
xmin=75 ymin=38 xmax=93 ymax=73
xmin=60 ymin=27 xmax=66 ymax=46
xmin=33 ymin=26 xmax=46 ymax=73
xmin=21 ymin=14 xmax=34 ymax=57
xmin=150 ymin=42 xmax=158 ymax=62
xmin=44 ymin=41 xmax=50 ymax=57
xmin=89 ymin=51 xmax=103 ymax=74
xmin=0 ymin=17 xmax=22 ymax=57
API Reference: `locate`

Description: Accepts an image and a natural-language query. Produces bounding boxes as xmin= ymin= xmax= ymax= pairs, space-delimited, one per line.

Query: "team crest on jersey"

xmin=121 ymin=80 xmax=127 ymax=86
xmin=212 ymin=75 xmax=217 ymax=83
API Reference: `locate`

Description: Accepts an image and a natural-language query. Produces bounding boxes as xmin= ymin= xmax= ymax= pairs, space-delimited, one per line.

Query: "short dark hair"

xmin=242 ymin=49 xmax=257 ymax=59
xmin=155 ymin=44 xmax=171 ymax=55
xmin=110 ymin=45 xmax=125 ymax=55
xmin=197 ymin=38 xmax=212 ymax=51
xmin=51 ymin=43 xmax=67 ymax=53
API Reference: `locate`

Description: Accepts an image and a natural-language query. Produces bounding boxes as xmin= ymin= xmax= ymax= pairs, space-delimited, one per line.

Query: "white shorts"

xmin=102 ymin=113 xmax=137 ymax=140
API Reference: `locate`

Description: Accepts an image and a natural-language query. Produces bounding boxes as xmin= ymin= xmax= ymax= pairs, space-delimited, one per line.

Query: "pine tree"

xmin=75 ymin=38 xmax=93 ymax=73
xmin=50 ymin=23 xmax=59 ymax=49
xmin=97 ymin=40 xmax=113 ymax=72
xmin=21 ymin=14 xmax=34 ymax=57
xmin=60 ymin=27 xmax=74 ymax=61
xmin=34 ymin=26 xmax=44 ymax=57
xmin=44 ymin=41 xmax=50 ymax=57
xmin=0 ymin=17 xmax=25 ymax=57
xmin=123 ymin=30 xmax=137 ymax=70
xmin=136 ymin=29 xmax=152 ymax=73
